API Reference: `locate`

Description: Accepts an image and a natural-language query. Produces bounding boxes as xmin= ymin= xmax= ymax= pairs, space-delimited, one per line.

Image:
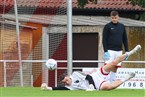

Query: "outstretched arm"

xmin=52 ymin=87 xmax=70 ymax=90
xmin=41 ymin=83 xmax=70 ymax=90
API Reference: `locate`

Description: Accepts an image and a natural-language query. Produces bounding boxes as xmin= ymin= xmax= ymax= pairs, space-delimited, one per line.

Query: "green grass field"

xmin=0 ymin=87 xmax=145 ymax=97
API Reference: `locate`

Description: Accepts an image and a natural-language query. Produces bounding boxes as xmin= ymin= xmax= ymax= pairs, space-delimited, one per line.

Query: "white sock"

xmin=121 ymin=77 xmax=127 ymax=83
xmin=127 ymin=51 xmax=134 ymax=57
xmin=127 ymin=45 xmax=141 ymax=57
xmin=121 ymin=73 xmax=135 ymax=82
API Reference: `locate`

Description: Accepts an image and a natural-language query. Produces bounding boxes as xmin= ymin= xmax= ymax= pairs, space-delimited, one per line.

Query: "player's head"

xmin=62 ymin=76 xmax=72 ymax=85
xmin=110 ymin=10 xmax=119 ymax=23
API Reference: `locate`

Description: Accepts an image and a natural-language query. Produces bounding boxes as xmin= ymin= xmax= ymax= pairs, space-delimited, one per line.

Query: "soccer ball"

xmin=45 ymin=59 xmax=57 ymax=70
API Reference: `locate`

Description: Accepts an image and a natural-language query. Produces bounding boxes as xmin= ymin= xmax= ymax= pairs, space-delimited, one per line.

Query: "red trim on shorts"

xmin=99 ymin=81 xmax=106 ymax=90
xmin=100 ymin=67 xmax=109 ymax=75
xmin=115 ymin=66 xmax=121 ymax=68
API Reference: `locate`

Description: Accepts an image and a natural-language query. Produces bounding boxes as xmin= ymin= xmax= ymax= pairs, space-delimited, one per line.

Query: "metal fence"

xmin=1 ymin=60 xmax=145 ymax=87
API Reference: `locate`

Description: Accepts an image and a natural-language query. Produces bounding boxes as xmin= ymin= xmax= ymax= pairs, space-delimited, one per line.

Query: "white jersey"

xmin=65 ymin=70 xmax=109 ymax=90
xmin=65 ymin=71 xmax=90 ymax=90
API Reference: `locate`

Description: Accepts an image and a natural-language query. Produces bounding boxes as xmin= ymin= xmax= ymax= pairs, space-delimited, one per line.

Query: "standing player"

xmin=102 ymin=10 xmax=129 ymax=82
xmin=41 ymin=45 xmax=141 ymax=91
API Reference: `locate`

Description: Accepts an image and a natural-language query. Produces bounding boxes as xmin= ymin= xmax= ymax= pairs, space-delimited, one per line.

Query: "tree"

xmin=77 ymin=0 xmax=97 ymax=8
xmin=77 ymin=0 xmax=145 ymax=8
xmin=128 ymin=0 xmax=145 ymax=21
xmin=128 ymin=0 xmax=145 ymax=7
xmin=77 ymin=0 xmax=145 ymax=21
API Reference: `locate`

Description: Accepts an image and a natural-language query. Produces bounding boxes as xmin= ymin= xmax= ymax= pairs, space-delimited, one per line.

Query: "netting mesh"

xmin=0 ymin=0 xmax=67 ymax=87
xmin=49 ymin=33 xmax=67 ymax=60
xmin=48 ymin=33 xmax=67 ymax=86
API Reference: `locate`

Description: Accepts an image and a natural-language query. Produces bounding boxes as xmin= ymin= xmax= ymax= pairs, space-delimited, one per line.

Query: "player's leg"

xmin=100 ymin=44 xmax=141 ymax=90
xmin=103 ymin=44 xmax=141 ymax=73
xmin=109 ymin=51 xmax=122 ymax=83
xmin=100 ymin=72 xmax=135 ymax=90
xmin=102 ymin=45 xmax=141 ymax=73
xmin=126 ymin=44 xmax=141 ymax=57
xmin=103 ymin=54 xmax=127 ymax=73
xmin=104 ymin=50 xmax=116 ymax=82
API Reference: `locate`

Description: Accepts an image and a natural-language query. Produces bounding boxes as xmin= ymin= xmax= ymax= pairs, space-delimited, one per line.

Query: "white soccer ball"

xmin=45 ymin=59 xmax=57 ymax=70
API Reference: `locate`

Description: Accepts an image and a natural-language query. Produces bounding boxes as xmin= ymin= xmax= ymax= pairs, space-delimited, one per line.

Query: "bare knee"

xmin=103 ymin=63 xmax=117 ymax=73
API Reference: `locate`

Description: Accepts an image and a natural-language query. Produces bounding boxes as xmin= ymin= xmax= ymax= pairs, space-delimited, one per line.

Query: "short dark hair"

xmin=110 ymin=11 xmax=119 ymax=16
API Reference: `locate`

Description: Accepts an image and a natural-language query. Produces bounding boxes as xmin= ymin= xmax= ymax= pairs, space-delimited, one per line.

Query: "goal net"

xmin=0 ymin=0 xmax=68 ymax=87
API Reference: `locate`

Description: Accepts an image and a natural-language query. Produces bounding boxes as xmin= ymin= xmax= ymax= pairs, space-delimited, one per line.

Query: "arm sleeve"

xmin=123 ymin=26 xmax=129 ymax=52
xmin=102 ymin=24 xmax=109 ymax=52
xmin=52 ymin=87 xmax=70 ymax=90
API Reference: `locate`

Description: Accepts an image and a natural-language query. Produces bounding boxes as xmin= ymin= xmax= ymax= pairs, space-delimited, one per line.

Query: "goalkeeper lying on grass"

xmin=41 ymin=45 xmax=141 ymax=91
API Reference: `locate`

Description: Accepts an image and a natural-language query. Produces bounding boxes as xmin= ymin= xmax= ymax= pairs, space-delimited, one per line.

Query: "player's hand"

xmin=103 ymin=52 xmax=110 ymax=60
